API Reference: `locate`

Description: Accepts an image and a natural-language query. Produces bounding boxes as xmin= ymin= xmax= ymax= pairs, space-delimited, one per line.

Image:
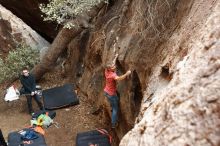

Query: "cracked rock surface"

xmin=120 ymin=2 xmax=220 ymax=146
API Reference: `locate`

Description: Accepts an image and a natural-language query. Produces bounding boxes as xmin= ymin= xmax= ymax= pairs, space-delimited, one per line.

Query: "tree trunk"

xmin=32 ymin=2 xmax=105 ymax=81
xmin=32 ymin=26 xmax=82 ymax=80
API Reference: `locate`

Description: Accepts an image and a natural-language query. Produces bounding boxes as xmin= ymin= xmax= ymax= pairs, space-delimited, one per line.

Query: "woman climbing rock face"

xmin=104 ymin=54 xmax=131 ymax=128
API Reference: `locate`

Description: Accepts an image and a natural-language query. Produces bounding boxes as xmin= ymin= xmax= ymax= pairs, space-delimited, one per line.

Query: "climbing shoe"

xmin=111 ymin=122 xmax=118 ymax=129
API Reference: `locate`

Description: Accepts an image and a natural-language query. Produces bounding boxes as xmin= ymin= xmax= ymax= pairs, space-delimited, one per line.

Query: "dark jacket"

xmin=20 ymin=74 xmax=36 ymax=94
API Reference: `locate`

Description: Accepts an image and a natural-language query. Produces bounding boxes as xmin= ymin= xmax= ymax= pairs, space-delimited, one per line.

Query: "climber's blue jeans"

xmin=104 ymin=92 xmax=119 ymax=126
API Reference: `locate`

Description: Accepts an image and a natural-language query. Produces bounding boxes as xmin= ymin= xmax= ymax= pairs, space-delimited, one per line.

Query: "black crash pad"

xmin=42 ymin=84 xmax=79 ymax=110
xmin=8 ymin=130 xmax=47 ymax=146
xmin=76 ymin=130 xmax=111 ymax=146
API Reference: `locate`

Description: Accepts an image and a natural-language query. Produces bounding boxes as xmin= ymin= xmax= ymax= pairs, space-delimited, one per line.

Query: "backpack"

xmin=38 ymin=114 xmax=53 ymax=128
xmin=31 ymin=113 xmax=53 ymax=128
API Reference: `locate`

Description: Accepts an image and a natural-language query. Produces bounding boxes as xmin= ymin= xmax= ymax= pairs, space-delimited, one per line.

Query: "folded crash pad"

xmin=42 ymin=84 xmax=79 ymax=110
xmin=8 ymin=129 xmax=47 ymax=146
xmin=76 ymin=129 xmax=111 ymax=146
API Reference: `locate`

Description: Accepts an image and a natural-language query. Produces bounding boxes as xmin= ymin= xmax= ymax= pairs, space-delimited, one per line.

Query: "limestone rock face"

xmin=65 ymin=0 xmax=220 ymax=145
xmin=5 ymin=0 xmax=219 ymax=145
xmin=0 ymin=4 xmax=49 ymax=54
xmin=119 ymin=2 xmax=220 ymax=146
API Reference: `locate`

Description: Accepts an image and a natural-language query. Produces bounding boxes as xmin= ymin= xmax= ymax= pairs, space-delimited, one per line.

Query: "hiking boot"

xmin=111 ymin=122 xmax=118 ymax=129
xmin=29 ymin=113 xmax=34 ymax=117
xmin=29 ymin=110 xmax=34 ymax=115
xmin=40 ymin=106 xmax=45 ymax=111
xmin=29 ymin=111 xmax=34 ymax=116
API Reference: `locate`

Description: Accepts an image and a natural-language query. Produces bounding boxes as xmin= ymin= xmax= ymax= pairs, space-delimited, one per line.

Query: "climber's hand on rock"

xmin=115 ymin=53 xmax=119 ymax=58
xmin=126 ymin=70 xmax=132 ymax=76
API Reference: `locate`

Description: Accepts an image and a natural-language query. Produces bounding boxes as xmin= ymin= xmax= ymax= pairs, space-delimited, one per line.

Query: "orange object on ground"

xmin=34 ymin=126 xmax=45 ymax=135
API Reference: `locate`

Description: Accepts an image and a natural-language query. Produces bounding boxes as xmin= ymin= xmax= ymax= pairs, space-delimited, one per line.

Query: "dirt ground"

xmin=0 ymin=70 xmax=118 ymax=146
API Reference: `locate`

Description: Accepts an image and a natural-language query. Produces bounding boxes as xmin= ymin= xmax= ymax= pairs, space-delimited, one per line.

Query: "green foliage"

xmin=0 ymin=44 xmax=39 ymax=83
xmin=39 ymin=0 xmax=107 ymax=27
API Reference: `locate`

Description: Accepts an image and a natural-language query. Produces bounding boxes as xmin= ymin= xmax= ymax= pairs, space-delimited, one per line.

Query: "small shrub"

xmin=0 ymin=44 xmax=39 ymax=83
xmin=39 ymin=0 xmax=108 ymax=28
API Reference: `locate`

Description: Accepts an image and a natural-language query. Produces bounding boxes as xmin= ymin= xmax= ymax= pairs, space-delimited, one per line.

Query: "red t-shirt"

xmin=104 ymin=70 xmax=118 ymax=96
